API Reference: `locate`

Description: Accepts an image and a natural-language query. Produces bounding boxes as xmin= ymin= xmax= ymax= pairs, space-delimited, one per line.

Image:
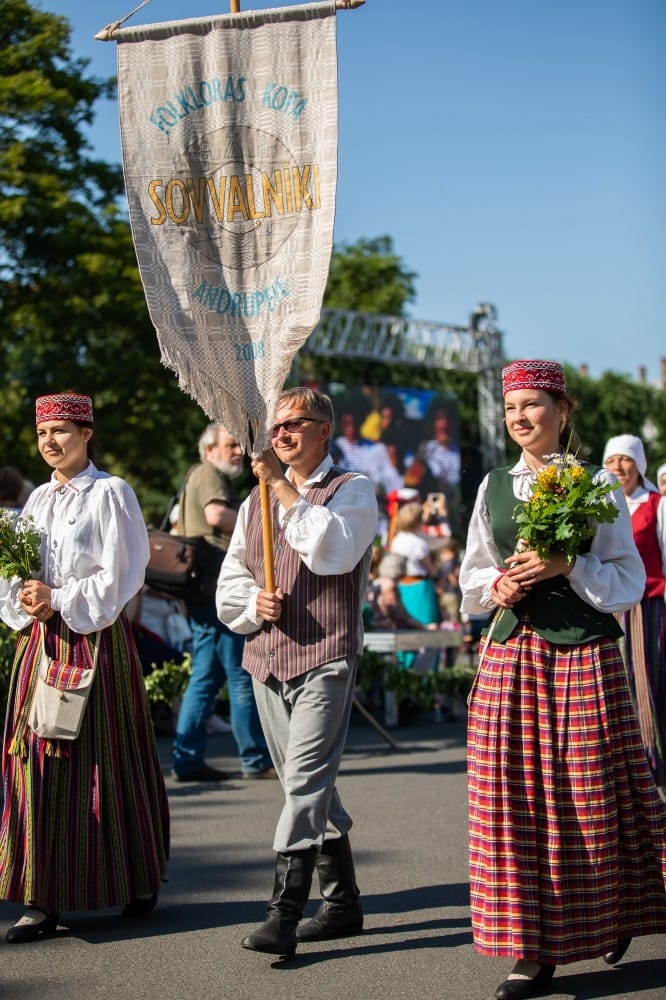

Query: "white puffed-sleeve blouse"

xmin=0 ymin=463 xmax=149 ymax=635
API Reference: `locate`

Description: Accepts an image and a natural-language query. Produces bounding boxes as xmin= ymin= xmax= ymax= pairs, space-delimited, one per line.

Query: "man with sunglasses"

xmin=217 ymin=387 xmax=378 ymax=959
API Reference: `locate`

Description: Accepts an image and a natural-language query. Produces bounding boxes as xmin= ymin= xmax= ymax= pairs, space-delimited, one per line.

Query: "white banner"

xmin=116 ymin=2 xmax=338 ymax=451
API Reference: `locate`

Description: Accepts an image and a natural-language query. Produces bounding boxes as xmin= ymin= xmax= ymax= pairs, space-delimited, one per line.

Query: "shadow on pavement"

xmin=540 ymin=958 xmax=666 ymax=999
xmin=34 ymin=879 xmax=471 ymax=946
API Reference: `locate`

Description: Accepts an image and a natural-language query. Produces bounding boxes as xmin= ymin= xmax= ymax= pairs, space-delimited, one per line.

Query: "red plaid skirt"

xmin=467 ymin=622 xmax=666 ymax=964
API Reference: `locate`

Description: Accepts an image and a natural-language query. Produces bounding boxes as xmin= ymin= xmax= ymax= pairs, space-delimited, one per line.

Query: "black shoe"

xmin=495 ymin=964 xmax=556 ymax=1000
xmin=6 ymin=909 xmax=58 ymax=944
xmin=172 ymin=764 xmax=230 ymax=782
xmin=603 ymin=936 xmax=631 ymax=965
xmin=121 ymin=893 xmax=158 ymax=919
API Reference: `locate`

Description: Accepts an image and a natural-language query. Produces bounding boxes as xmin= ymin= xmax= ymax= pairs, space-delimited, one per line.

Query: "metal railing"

xmin=304 ymin=303 xmax=506 ymax=469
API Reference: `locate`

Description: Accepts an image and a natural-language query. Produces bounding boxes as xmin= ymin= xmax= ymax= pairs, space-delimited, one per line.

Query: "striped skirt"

xmin=618 ymin=596 xmax=666 ymax=789
xmin=0 ymin=613 xmax=170 ymax=913
xmin=467 ymin=623 xmax=666 ymax=964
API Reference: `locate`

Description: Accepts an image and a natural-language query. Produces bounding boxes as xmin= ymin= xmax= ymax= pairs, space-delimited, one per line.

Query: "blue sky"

xmin=48 ymin=0 xmax=665 ymax=383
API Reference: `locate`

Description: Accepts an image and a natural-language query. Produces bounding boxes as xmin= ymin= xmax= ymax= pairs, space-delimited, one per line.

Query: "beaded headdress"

xmin=501 ymin=360 xmax=566 ymax=397
xmin=35 ymin=393 xmax=94 ymax=425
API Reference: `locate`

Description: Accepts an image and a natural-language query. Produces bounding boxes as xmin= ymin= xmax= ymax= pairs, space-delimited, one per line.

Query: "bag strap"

xmin=39 ymin=621 xmax=102 ymax=671
xmin=161 ymin=464 xmax=198 ymax=533
xmin=89 ymin=629 xmax=102 ymax=670
xmin=159 ymin=494 xmax=179 ymax=532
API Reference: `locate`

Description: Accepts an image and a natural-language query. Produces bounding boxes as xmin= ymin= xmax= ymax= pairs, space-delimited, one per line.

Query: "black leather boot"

xmin=296 ymin=834 xmax=363 ymax=941
xmin=241 ymin=847 xmax=317 ymax=957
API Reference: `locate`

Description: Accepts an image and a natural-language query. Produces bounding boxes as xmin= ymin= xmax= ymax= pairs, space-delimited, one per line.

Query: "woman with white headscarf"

xmin=603 ymin=434 xmax=666 ymax=793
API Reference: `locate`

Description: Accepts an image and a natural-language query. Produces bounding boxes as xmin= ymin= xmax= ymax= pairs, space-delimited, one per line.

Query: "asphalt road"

xmin=0 ymin=711 xmax=664 ymax=1000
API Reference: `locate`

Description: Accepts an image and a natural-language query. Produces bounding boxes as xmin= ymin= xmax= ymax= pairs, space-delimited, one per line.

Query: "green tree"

xmin=0 ymin=0 xmax=207 ymax=521
xmin=563 ymin=367 xmax=663 ymax=469
xmin=323 ymin=235 xmax=417 ymax=316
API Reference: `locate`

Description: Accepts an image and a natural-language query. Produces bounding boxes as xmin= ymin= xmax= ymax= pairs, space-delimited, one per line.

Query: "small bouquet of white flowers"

xmin=0 ymin=510 xmax=42 ymax=583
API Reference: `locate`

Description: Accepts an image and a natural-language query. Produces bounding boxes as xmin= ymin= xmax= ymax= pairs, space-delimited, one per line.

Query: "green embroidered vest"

xmin=486 ymin=466 xmax=623 ymax=645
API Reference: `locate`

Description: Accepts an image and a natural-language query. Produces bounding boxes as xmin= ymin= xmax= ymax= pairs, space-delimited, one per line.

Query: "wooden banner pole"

xmin=232 ymin=1 xmax=366 ymax=9
xmin=228 ymin=2 xmax=274 ymax=594
xmin=229 ymin=0 xmax=366 ymax=598
xmin=260 ymin=481 xmax=276 ymax=592
xmin=95 ymin=0 xmax=365 ymax=42
xmin=226 ymin=0 xmax=275 ymax=595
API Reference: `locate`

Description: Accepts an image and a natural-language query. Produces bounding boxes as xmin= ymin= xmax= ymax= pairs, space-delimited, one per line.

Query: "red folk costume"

xmin=603 ymin=433 xmax=666 ymax=791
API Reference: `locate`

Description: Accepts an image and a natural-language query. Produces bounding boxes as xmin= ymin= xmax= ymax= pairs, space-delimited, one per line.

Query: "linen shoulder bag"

xmin=28 ymin=623 xmax=101 ymax=741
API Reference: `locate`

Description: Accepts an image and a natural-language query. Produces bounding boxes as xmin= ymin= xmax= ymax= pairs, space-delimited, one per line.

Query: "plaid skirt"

xmin=0 ymin=613 xmax=170 ymax=913
xmin=467 ymin=622 xmax=666 ymax=964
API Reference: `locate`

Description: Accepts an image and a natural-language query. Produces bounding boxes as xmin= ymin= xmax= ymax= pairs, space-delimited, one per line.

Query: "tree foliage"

xmin=563 ymin=367 xmax=664 ymax=468
xmin=0 ymin=0 xmax=207 ymax=520
xmin=323 ymin=235 xmax=417 ymax=316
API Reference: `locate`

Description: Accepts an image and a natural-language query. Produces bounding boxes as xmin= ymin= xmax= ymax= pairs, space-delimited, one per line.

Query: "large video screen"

xmin=322 ymin=384 xmax=462 ymax=539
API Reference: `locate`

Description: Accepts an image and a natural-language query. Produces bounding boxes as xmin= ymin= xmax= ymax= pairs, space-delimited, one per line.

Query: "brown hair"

xmin=545 ymin=389 xmax=583 ymax=455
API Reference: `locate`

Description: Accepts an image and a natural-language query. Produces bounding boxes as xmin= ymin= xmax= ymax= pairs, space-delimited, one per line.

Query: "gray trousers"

xmin=252 ymin=658 xmax=356 ymax=853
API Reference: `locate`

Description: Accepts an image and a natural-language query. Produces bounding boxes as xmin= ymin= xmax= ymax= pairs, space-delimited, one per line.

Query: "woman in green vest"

xmin=459 ymin=359 xmax=666 ymax=1000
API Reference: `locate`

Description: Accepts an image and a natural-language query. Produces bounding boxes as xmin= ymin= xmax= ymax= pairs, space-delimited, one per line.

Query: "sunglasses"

xmin=271 ymin=417 xmax=324 ymax=437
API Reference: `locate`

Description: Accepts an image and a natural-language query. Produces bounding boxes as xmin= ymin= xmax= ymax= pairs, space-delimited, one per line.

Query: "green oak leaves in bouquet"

xmin=0 ymin=511 xmax=42 ymax=584
xmin=513 ymin=453 xmax=620 ymax=562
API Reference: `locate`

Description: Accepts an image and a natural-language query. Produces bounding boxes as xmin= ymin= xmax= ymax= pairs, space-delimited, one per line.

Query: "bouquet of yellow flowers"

xmin=0 ymin=510 xmax=42 ymax=583
xmin=513 ymin=453 xmax=620 ymax=563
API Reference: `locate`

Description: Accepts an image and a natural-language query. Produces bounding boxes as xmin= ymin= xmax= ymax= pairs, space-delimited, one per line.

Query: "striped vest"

xmin=242 ymin=468 xmax=371 ymax=682
xmin=486 ymin=466 xmax=623 ymax=645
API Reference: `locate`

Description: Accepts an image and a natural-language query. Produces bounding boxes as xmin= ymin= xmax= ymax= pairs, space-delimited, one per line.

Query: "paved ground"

xmin=0 ymin=711 xmax=664 ymax=1000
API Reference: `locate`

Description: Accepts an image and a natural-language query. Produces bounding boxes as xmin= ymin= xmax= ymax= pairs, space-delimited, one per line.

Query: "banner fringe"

xmin=158 ymin=348 xmax=290 ymax=455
